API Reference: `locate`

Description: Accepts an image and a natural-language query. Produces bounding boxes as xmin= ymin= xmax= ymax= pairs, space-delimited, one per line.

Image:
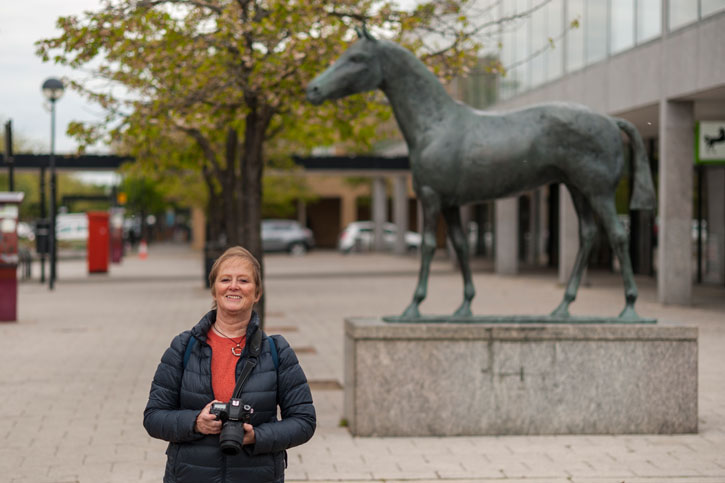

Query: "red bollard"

xmin=0 ymin=192 xmax=24 ymax=322
xmin=87 ymin=211 xmax=110 ymax=274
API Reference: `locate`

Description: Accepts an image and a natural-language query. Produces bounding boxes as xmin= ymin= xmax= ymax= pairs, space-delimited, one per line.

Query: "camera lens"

xmin=218 ymin=422 xmax=245 ymax=456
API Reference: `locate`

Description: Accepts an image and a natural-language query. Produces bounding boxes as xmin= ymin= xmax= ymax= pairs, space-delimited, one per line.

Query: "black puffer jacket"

xmin=144 ymin=310 xmax=316 ymax=483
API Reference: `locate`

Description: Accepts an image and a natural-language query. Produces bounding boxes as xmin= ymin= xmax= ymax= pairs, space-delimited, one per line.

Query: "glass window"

xmin=514 ymin=0 xmax=530 ymax=92
xmin=585 ymin=0 xmax=608 ymax=64
xmin=530 ymin=5 xmax=547 ymax=87
xmin=668 ymin=0 xmax=698 ymax=30
xmin=566 ymin=0 xmax=585 ymax=71
xmin=610 ymin=0 xmax=635 ymax=54
xmin=702 ymin=0 xmax=725 ymax=17
xmin=546 ymin=0 xmax=564 ymax=81
xmin=636 ymin=0 xmax=661 ymax=43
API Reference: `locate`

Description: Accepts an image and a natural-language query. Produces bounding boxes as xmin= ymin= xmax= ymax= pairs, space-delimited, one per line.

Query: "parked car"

xmin=338 ymin=221 xmax=421 ymax=253
xmin=262 ymin=219 xmax=315 ymax=255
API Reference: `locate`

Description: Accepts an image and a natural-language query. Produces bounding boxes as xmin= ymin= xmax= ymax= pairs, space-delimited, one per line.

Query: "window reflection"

xmin=611 ymin=0 xmax=635 ymax=54
xmin=668 ymin=0 xmax=698 ymax=30
xmin=585 ymin=0 xmax=608 ymax=64
xmin=566 ymin=0 xmax=585 ymax=72
xmin=701 ymin=0 xmax=725 ymax=17
xmin=547 ymin=0 xmax=564 ymax=81
xmin=637 ymin=0 xmax=661 ymax=42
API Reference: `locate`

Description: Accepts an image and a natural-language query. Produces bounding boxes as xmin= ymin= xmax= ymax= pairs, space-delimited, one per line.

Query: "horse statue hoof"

xmin=453 ymin=304 xmax=472 ymax=317
xmin=550 ymin=303 xmax=571 ymax=318
xmin=618 ymin=305 xmax=641 ymax=322
xmin=401 ymin=304 xmax=421 ymax=319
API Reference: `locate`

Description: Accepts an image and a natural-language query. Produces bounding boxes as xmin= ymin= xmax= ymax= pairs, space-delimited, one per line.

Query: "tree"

xmin=37 ymin=0 xmax=512 ymax=321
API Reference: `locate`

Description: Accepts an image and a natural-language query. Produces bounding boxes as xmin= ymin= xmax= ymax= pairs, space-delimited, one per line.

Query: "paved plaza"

xmin=1 ymin=243 xmax=724 ymax=483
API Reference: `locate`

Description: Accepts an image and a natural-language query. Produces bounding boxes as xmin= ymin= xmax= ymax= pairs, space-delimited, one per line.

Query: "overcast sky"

xmin=1 ymin=0 xmax=109 ymax=155
xmin=1 ymin=0 xmax=420 ymax=157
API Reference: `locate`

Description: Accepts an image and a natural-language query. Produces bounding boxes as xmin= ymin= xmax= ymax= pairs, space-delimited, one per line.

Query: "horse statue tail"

xmin=615 ymin=118 xmax=657 ymax=210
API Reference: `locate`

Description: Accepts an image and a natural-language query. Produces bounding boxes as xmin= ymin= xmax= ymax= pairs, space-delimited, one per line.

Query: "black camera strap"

xmin=231 ymin=328 xmax=263 ymax=399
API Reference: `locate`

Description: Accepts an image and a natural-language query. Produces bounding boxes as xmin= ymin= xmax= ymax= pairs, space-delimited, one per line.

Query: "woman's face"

xmin=212 ymin=257 xmax=261 ymax=317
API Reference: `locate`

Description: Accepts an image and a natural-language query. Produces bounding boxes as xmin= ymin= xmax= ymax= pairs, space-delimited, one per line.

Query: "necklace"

xmin=213 ymin=324 xmax=245 ymax=356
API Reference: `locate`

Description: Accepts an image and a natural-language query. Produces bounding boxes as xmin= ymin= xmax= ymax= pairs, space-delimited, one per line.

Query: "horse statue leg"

xmin=590 ymin=194 xmax=641 ymax=320
xmin=551 ymin=187 xmax=598 ymax=317
xmin=442 ymin=205 xmax=475 ymax=316
xmin=402 ymin=187 xmax=441 ymax=318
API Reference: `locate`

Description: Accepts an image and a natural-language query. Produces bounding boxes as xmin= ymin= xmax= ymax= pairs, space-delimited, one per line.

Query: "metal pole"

xmin=39 ymin=167 xmax=46 ymax=283
xmin=697 ymin=164 xmax=703 ymax=284
xmin=4 ymin=121 xmax=14 ymax=191
xmin=49 ymin=99 xmax=57 ymax=290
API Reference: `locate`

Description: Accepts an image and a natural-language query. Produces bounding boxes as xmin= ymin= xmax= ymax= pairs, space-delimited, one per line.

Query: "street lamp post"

xmin=42 ymin=78 xmax=64 ymax=291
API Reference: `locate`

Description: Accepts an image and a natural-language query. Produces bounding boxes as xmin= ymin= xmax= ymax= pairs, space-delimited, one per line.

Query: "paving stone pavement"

xmin=2 ymin=243 xmax=724 ymax=483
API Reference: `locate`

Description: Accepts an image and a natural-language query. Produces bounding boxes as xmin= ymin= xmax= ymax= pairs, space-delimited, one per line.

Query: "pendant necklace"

xmin=213 ymin=324 xmax=245 ymax=356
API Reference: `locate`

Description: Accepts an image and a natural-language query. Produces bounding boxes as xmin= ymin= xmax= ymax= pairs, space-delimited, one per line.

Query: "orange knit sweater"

xmin=207 ymin=329 xmax=246 ymax=402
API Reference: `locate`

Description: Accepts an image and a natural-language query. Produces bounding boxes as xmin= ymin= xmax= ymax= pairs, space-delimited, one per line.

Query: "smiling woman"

xmin=144 ymin=245 xmax=316 ymax=483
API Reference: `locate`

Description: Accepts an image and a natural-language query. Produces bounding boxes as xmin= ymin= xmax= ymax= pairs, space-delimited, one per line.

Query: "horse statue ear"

xmin=362 ymin=24 xmax=376 ymax=41
xmin=355 ymin=23 xmax=377 ymax=41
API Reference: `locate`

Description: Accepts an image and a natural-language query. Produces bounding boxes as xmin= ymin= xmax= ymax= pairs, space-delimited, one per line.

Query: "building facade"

xmin=482 ymin=0 xmax=725 ymax=305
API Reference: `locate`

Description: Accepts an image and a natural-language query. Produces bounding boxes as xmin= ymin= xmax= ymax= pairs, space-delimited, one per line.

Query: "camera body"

xmin=209 ymin=399 xmax=254 ymax=455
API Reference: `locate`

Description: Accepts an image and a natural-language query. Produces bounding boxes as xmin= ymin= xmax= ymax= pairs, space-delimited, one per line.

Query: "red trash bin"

xmin=0 ymin=192 xmax=24 ymax=322
xmin=87 ymin=211 xmax=110 ymax=273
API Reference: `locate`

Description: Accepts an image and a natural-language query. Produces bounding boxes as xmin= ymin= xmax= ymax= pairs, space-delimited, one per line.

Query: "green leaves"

xmin=35 ymin=0 xmax=479 ymax=247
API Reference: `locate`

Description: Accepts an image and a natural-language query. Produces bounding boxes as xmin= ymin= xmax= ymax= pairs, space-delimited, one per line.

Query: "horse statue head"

xmin=306 ymin=26 xmax=383 ymax=105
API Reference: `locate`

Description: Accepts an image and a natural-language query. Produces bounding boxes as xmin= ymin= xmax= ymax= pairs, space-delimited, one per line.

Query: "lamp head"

xmin=42 ymin=78 xmax=65 ymax=102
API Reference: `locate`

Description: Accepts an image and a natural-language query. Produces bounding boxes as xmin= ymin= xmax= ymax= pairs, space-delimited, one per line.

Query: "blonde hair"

xmin=209 ymin=246 xmax=262 ymax=309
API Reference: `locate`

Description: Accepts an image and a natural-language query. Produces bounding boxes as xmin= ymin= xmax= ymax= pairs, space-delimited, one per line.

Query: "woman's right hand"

xmin=195 ymin=400 xmax=223 ymax=435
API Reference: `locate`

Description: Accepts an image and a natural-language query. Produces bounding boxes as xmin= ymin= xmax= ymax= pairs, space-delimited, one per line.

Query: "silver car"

xmin=337 ymin=221 xmax=421 ymax=253
xmin=262 ymin=219 xmax=315 ymax=255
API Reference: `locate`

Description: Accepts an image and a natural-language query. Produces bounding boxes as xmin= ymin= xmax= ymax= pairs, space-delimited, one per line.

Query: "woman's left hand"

xmin=243 ymin=423 xmax=256 ymax=444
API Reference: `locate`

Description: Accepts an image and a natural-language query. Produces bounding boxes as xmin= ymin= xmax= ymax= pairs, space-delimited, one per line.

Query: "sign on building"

xmin=696 ymin=121 xmax=725 ymax=164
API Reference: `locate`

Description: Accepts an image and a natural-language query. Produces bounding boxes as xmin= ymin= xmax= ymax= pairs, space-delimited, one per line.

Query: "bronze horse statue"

xmin=307 ymin=28 xmax=656 ymax=321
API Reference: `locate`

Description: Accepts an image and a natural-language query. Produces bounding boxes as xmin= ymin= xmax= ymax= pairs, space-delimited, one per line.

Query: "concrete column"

xmin=558 ymin=185 xmax=579 ymax=284
xmin=393 ymin=175 xmax=409 ymax=254
xmin=705 ymin=167 xmax=725 ymax=284
xmin=372 ymin=176 xmax=387 ymax=251
xmin=658 ymin=100 xmax=694 ymax=305
xmin=495 ymin=197 xmax=518 ymax=274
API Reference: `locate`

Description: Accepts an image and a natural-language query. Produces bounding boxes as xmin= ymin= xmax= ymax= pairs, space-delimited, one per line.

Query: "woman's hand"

xmin=195 ymin=400 xmax=223 ymax=435
xmin=243 ymin=423 xmax=256 ymax=444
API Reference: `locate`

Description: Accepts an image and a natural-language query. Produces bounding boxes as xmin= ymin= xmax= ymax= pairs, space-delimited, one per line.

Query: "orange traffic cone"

xmin=139 ymin=240 xmax=148 ymax=260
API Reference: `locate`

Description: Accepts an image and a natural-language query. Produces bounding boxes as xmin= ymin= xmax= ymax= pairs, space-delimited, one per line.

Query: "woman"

xmin=144 ymin=246 xmax=316 ymax=483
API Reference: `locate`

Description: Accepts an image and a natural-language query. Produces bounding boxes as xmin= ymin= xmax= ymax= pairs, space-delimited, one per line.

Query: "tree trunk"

xmin=222 ymin=128 xmax=240 ymax=246
xmin=240 ymin=107 xmax=272 ymax=327
xmin=202 ymin=165 xmax=224 ymax=244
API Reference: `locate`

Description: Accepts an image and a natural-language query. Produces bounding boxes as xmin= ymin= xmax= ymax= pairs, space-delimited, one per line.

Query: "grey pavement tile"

xmin=5 ymin=246 xmax=725 ymax=483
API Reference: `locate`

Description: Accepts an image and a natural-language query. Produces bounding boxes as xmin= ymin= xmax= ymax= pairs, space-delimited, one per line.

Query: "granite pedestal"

xmin=344 ymin=317 xmax=698 ymax=436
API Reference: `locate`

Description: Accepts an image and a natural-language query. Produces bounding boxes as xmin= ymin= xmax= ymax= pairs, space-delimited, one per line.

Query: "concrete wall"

xmin=345 ymin=318 xmax=698 ymax=437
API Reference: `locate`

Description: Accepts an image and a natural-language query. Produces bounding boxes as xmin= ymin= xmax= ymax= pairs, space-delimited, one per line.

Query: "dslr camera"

xmin=210 ymin=399 xmax=254 ymax=455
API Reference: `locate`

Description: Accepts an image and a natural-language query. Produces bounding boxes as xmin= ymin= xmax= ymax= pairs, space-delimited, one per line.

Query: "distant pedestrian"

xmin=144 ymin=246 xmax=316 ymax=483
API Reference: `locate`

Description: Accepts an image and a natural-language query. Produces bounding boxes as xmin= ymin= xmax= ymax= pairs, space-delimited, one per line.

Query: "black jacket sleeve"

xmin=143 ymin=333 xmax=205 ymax=443
xmin=251 ymin=336 xmax=316 ymax=454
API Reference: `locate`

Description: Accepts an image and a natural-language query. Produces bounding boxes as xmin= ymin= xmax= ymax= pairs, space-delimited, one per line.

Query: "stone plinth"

xmin=344 ymin=317 xmax=698 ymax=436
